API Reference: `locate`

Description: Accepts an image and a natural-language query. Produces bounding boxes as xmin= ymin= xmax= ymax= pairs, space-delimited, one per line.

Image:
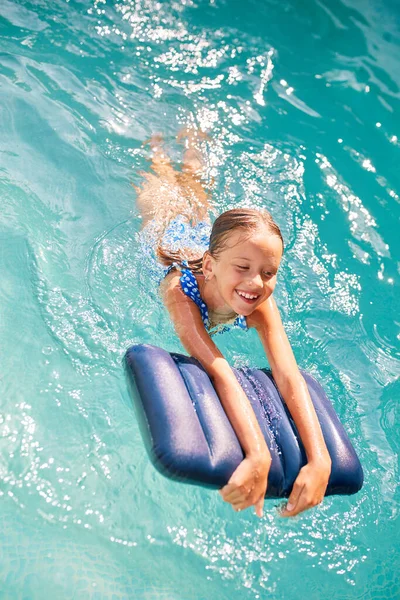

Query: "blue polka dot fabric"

xmin=162 ymin=216 xmax=211 ymax=255
xmin=179 ymin=262 xmax=210 ymax=327
xmin=137 ymin=216 xmax=211 ymax=286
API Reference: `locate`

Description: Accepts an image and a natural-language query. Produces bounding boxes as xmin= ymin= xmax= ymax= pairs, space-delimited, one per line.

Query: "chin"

xmin=241 ymin=305 xmax=258 ymax=316
xmin=232 ymin=299 xmax=260 ymax=316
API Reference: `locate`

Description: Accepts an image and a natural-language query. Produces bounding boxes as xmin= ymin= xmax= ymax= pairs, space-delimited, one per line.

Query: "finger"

xmin=224 ymin=492 xmax=252 ymax=507
xmin=231 ymin=489 xmax=264 ymax=514
xmin=282 ymin=494 xmax=311 ymax=517
xmin=231 ymin=497 xmax=253 ymax=512
xmin=255 ymin=495 xmax=264 ymax=518
xmin=281 ymin=483 xmax=305 ymax=517
xmin=219 ymin=483 xmax=238 ymax=499
xmin=285 ymin=492 xmax=323 ymax=517
xmin=220 ymin=485 xmax=252 ymax=504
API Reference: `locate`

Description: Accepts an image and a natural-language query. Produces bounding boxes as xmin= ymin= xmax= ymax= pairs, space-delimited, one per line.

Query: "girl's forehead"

xmin=222 ymin=228 xmax=282 ymax=258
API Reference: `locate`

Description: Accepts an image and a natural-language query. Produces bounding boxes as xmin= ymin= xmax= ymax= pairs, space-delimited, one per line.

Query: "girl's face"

xmin=203 ymin=227 xmax=283 ymax=316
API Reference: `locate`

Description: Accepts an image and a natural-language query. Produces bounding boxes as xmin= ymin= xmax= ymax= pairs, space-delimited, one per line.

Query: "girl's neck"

xmin=199 ymin=275 xmax=236 ymax=318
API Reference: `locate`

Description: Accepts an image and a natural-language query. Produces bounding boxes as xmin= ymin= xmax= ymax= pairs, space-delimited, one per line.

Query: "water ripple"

xmin=1 ymin=0 xmax=399 ymax=597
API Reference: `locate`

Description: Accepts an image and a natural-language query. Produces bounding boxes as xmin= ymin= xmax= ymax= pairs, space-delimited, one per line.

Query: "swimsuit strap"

xmin=233 ymin=313 xmax=247 ymax=330
xmin=179 ymin=263 xmax=210 ymax=328
xmin=165 ymin=261 xmax=247 ymax=334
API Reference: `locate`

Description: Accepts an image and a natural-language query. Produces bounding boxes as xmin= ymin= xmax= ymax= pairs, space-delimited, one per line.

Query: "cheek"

xmin=264 ymin=278 xmax=277 ymax=295
xmin=216 ymin=268 xmax=237 ymax=294
xmin=222 ymin=268 xmax=241 ymax=287
xmin=232 ymin=273 xmax=245 ymax=290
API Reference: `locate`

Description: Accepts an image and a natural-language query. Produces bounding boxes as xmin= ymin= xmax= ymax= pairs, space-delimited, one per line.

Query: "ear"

xmin=202 ymin=251 xmax=215 ymax=280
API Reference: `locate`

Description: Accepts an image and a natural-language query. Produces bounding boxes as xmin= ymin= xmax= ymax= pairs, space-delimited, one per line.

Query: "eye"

xmin=235 ymin=265 xmax=249 ymax=271
xmin=262 ymin=271 xmax=274 ymax=279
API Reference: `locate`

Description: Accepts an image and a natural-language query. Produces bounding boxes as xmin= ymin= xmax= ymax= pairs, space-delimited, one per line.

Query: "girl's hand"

xmin=281 ymin=458 xmax=331 ymax=517
xmin=219 ymin=454 xmax=271 ymax=518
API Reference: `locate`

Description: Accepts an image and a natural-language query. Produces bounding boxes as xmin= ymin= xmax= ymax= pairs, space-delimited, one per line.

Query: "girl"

xmin=135 ymin=129 xmax=332 ymax=518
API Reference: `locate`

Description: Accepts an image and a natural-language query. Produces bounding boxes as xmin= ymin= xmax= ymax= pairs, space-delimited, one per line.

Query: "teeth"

xmin=237 ymin=290 xmax=258 ymax=300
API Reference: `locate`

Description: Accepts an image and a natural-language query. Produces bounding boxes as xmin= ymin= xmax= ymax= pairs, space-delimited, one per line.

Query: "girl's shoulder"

xmin=159 ymin=270 xmax=183 ymax=300
xmin=246 ymin=296 xmax=280 ymax=329
xmin=160 ymin=268 xmax=204 ymax=305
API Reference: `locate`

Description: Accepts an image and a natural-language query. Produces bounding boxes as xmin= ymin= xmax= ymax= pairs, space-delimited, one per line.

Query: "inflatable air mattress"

xmin=125 ymin=344 xmax=363 ymax=498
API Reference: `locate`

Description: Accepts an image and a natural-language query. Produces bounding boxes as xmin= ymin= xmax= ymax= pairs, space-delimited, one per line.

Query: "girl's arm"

xmin=247 ymin=296 xmax=332 ymax=517
xmin=161 ymin=274 xmax=271 ymax=517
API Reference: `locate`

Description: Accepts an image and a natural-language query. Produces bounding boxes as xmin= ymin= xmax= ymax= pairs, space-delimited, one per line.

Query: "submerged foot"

xmin=143 ymin=132 xmax=170 ymax=162
xmin=177 ymin=126 xmax=209 ymax=145
xmin=178 ymin=126 xmax=209 ymax=175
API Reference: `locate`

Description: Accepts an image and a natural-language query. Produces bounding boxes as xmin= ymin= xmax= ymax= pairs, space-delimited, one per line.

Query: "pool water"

xmin=1 ymin=0 xmax=399 ymax=598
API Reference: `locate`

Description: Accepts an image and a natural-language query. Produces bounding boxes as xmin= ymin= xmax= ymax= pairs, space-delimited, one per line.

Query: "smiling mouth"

xmin=235 ymin=289 xmax=260 ymax=303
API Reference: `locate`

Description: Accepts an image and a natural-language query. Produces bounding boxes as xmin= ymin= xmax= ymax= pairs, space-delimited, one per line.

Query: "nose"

xmin=247 ymin=273 xmax=263 ymax=289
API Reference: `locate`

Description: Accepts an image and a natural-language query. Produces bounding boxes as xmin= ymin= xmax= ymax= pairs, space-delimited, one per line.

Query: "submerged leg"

xmin=177 ymin=127 xmax=211 ymax=222
xmin=145 ymin=133 xmax=173 ymax=176
xmin=179 ymin=127 xmax=208 ymax=175
xmin=135 ymin=133 xmax=182 ymax=228
xmin=134 ymin=130 xmax=212 ymax=231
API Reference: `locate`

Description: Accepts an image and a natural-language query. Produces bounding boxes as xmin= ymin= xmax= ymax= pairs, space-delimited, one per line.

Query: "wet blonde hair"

xmin=157 ymin=207 xmax=284 ymax=274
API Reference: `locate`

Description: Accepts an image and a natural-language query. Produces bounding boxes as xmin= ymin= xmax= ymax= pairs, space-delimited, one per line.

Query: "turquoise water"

xmin=1 ymin=0 xmax=399 ymax=597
